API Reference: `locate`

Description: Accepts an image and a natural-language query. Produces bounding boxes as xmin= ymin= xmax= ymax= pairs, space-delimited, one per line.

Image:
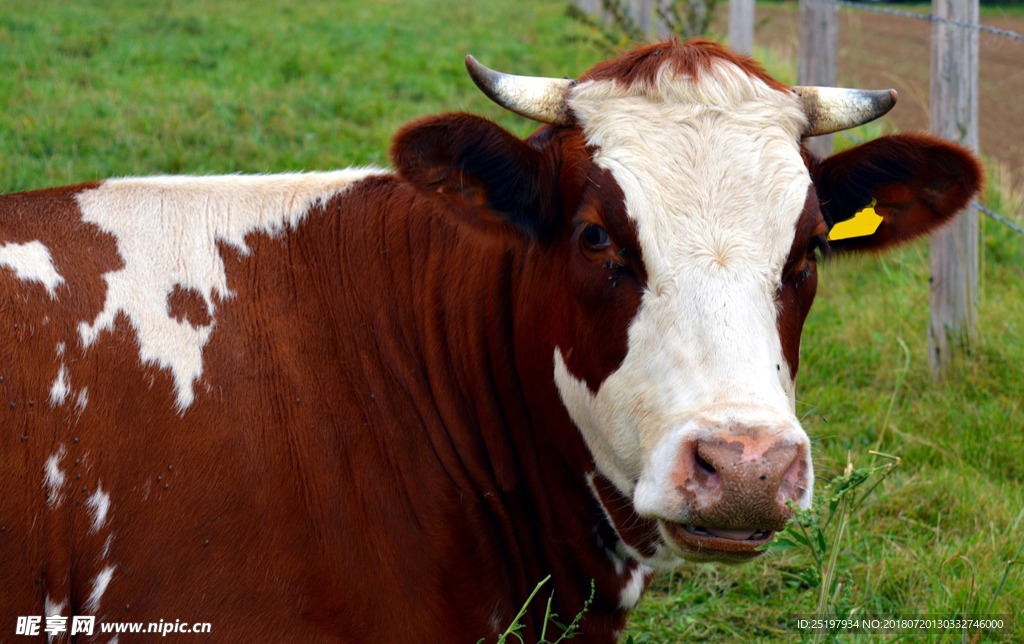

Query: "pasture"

xmin=1 ymin=0 xmax=1021 ymax=641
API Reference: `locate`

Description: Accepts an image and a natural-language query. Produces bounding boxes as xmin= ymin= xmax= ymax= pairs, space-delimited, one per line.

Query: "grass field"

xmin=2 ymin=1 xmax=1021 ymax=642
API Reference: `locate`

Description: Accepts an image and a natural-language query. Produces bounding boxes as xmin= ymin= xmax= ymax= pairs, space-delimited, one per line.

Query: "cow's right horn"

xmin=794 ymin=86 xmax=897 ymax=137
xmin=465 ymin=55 xmax=575 ymax=126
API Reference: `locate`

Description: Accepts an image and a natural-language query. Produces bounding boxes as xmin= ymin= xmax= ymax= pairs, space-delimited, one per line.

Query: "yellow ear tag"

xmin=827 ymin=199 xmax=883 ymax=241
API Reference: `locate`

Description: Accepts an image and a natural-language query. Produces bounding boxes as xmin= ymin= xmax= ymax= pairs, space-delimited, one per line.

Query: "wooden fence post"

xmin=798 ymin=0 xmax=839 ymax=158
xmin=729 ymin=0 xmax=755 ymax=54
xmin=929 ymin=0 xmax=979 ymax=379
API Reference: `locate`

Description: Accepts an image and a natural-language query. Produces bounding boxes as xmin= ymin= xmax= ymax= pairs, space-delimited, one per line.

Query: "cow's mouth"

xmin=661 ymin=520 xmax=775 ymax=561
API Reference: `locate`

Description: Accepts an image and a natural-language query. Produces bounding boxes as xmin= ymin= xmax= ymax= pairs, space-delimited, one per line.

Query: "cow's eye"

xmin=581 ymin=223 xmax=611 ymax=251
xmin=795 ymin=263 xmax=812 ymax=285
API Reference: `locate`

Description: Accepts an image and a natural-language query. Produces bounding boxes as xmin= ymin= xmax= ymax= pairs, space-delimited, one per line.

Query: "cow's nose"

xmin=674 ymin=433 xmax=808 ymax=532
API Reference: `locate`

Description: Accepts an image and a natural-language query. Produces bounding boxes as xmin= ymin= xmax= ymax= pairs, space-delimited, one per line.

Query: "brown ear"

xmin=812 ymin=134 xmax=983 ymax=253
xmin=390 ymin=113 xmax=549 ymax=235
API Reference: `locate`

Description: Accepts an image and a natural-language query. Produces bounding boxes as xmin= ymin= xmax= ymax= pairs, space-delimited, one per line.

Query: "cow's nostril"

xmin=694 ymin=450 xmax=717 ymax=474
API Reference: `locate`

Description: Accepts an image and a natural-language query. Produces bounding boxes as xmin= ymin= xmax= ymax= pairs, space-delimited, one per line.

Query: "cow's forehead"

xmin=568 ymin=62 xmax=812 ymax=286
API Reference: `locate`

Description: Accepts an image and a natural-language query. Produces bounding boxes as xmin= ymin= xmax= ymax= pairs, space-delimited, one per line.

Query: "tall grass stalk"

xmin=485 ymin=575 xmax=594 ymax=644
xmin=769 ymin=450 xmax=901 ymax=642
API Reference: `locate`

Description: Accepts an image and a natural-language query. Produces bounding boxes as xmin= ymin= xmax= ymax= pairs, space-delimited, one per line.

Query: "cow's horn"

xmin=793 ymin=87 xmax=897 ymax=137
xmin=465 ymin=55 xmax=575 ymax=126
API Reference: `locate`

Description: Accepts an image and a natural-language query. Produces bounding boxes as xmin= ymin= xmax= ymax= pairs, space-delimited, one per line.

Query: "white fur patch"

xmin=75 ymin=169 xmax=383 ymax=410
xmin=84 ymin=565 xmax=115 ymax=614
xmin=619 ymin=564 xmax=652 ymax=610
xmin=50 ymin=364 xmax=70 ymax=407
xmin=556 ymin=58 xmax=814 ymax=544
xmin=44 ymin=593 xmax=67 ymax=618
xmin=75 ymin=387 xmax=89 ymax=413
xmin=44 ymin=595 xmax=69 ymax=644
xmin=44 ymin=595 xmax=67 ymax=617
xmin=0 ymin=240 xmax=64 ymax=297
xmin=43 ymin=446 xmax=67 ymax=508
xmin=86 ymin=484 xmax=110 ymax=532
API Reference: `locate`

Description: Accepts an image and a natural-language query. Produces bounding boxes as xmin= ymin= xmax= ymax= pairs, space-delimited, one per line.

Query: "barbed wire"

xmin=811 ymin=0 xmax=1024 ymax=42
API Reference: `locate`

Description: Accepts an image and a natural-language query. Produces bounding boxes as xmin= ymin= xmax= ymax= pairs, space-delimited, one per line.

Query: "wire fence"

xmin=809 ymin=0 xmax=1024 ymax=238
xmin=977 ymin=202 xmax=1024 ymax=236
xmin=816 ymin=0 xmax=1024 ymax=42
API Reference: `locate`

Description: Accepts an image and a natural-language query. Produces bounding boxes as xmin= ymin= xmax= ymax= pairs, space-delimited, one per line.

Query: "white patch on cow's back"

xmin=0 ymin=240 xmax=64 ymax=297
xmin=75 ymin=169 xmax=384 ymax=410
xmin=50 ymin=364 xmax=70 ymax=407
xmin=44 ymin=446 xmax=67 ymax=508
xmin=86 ymin=483 xmax=110 ymax=532
xmin=84 ymin=564 xmax=115 ymax=614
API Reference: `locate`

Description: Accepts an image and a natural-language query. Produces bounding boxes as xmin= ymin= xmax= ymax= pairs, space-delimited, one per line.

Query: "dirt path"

xmin=723 ymin=4 xmax=1024 ymax=190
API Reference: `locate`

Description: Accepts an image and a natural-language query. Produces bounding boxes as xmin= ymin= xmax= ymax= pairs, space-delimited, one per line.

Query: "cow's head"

xmin=392 ymin=41 xmax=981 ymax=565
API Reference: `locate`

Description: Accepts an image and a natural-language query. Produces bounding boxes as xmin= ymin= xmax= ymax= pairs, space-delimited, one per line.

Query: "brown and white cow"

xmin=1 ymin=40 xmax=980 ymax=642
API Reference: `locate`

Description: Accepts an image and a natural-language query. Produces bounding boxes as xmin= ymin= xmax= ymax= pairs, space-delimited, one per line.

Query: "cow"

xmin=1 ymin=39 xmax=980 ymax=642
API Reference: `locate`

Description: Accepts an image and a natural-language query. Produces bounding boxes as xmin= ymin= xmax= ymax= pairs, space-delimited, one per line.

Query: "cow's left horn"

xmin=793 ymin=87 xmax=897 ymax=137
xmin=465 ymin=55 xmax=575 ymax=126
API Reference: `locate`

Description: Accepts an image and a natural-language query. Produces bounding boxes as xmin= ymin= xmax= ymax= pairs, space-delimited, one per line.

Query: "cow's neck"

xmin=307 ymin=178 xmax=641 ymax=641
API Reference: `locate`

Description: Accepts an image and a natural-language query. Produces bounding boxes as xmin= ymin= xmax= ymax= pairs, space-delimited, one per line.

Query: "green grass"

xmin=0 ymin=0 xmax=600 ymax=189
xmin=2 ymin=1 xmax=1022 ymax=642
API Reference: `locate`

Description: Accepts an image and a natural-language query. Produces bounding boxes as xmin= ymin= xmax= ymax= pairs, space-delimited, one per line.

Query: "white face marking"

xmin=43 ymin=446 xmax=67 ymax=508
xmin=75 ymin=169 xmax=383 ymax=410
xmin=555 ymin=61 xmax=814 ymax=546
xmin=0 ymin=240 xmax=65 ymax=298
xmin=84 ymin=564 xmax=115 ymax=614
xmin=86 ymin=484 xmax=110 ymax=533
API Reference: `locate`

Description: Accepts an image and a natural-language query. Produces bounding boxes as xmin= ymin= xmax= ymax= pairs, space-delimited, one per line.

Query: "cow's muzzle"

xmin=658 ymin=429 xmax=810 ymax=561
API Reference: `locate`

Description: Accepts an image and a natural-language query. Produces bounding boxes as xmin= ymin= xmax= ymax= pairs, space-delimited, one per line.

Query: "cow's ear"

xmin=812 ymin=134 xmax=983 ymax=253
xmin=391 ymin=113 xmax=547 ymax=235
